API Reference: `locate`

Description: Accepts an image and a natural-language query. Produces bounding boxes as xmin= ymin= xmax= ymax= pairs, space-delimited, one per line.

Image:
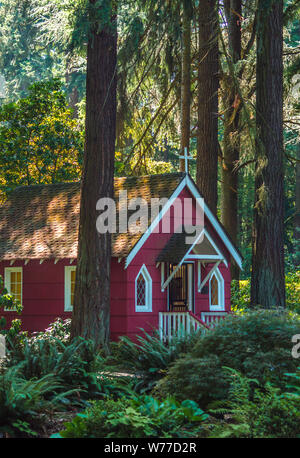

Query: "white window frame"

xmin=4 ymin=267 xmax=23 ymax=310
xmin=209 ymin=267 xmax=225 ymax=311
xmin=135 ymin=264 xmax=152 ymax=312
xmin=64 ymin=266 xmax=76 ymax=312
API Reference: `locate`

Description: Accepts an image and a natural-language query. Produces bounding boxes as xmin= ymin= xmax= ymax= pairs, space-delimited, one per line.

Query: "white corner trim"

xmin=64 ymin=265 xmax=76 ymax=312
xmin=209 ymin=266 xmax=225 ymax=311
xmin=135 ymin=264 xmax=152 ymax=312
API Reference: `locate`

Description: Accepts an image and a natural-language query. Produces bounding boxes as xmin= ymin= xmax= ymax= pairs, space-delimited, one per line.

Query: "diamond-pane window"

xmin=136 ymin=274 xmax=146 ymax=306
xmin=135 ymin=265 xmax=152 ymax=312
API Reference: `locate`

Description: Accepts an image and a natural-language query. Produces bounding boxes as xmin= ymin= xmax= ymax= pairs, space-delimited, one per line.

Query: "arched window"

xmin=209 ymin=267 xmax=224 ymax=311
xmin=135 ymin=265 xmax=152 ymax=312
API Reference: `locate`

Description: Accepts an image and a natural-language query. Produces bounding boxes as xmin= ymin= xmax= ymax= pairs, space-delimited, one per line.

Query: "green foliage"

xmin=0 ymin=275 xmax=22 ymax=314
xmin=209 ymin=368 xmax=300 ymax=438
xmin=232 ymin=272 xmax=300 ymax=314
xmin=55 ymin=395 xmax=208 ymax=438
xmin=109 ymin=329 xmax=201 ymax=392
xmin=0 ymin=79 xmax=83 ymax=192
xmin=155 ymin=354 xmax=229 ymax=408
xmin=5 ymin=336 xmax=126 ymax=403
xmin=0 ymin=0 xmax=65 ymax=101
xmin=30 ymin=318 xmax=71 ymax=344
xmin=231 ymin=279 xmax=251 ymax=313
xmin=285 ymin=366 xmax=300 ymax=398
xmin=0 ymin=364 xmax=69 ymax=436
xmin=156 ymin=310 xmax=300 ymax=408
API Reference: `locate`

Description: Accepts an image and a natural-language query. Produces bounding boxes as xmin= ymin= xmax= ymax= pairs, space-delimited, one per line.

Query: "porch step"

xmin=159 ymin=311 xmax=209 ymax=343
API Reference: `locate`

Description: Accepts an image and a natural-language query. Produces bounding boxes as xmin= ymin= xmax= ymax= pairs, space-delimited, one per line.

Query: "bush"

xmin=232 ymin=271 xmax=300 ymax=314
xmin=30 ymin=318 xmax=71 ymax=344
xmin=54 ymin=395 xmax=208 ymax=438
xmin=109 ymin=329 xmax=201 ymax=392
xmin=156 ymin=310 xmax=300 ymax=407
xmin=286 ymin=271 xmax=300 ymax=314
xmin=5 ymin=337 xmax=129 ymax=403
xmin=0 ymin=364 xmax=70 ymax=436
xmin=208 ymin=368 xmax=300 ymax=438
xmin=155 ymin=355 xmax=229 ymax=408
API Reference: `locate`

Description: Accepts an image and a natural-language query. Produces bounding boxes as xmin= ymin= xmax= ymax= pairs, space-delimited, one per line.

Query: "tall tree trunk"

xmin=180 ymin=0 xmax=192 ymax=172
xmin=71 ymin=1 xmax=117 ymax=351
xmin=251 ymin=0 xmax=285 ymax=308
xmin=196 ymin=0 xmax=219 ymax=214
xmin=221 ymin=0 xmax=241 ymax=280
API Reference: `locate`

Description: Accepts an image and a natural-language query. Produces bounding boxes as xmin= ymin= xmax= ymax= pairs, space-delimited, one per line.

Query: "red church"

xmin=0 ymin=172 xmax=242 ymax=341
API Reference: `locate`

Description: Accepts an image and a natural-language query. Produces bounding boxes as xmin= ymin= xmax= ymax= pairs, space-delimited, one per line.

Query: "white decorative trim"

xmin=209 ymin=267 xmax=225 ymax=311
xmin=4 ymin=267 xmax=23 ymax=310
xmin=197 ymin=261 xmax=201 ymax=292
xmin=185 ymin=176 xmax=242 ymax=269
xmin=135 ymin=264 xmax=152 ymax=312
xmin=64 ymin=265 xmax=76 ymax=312
xmin=161 ymin=228 xmax=205 ymax=290
xmin=125 ymin=178 xmax=187 ymax=268
xmin=161 ymin=262 xmax=165 ymax=292
xmin=198 ymin=228 xmax=228 ymax=267
xmin=124 ymin=174 xmax=242 ymax=270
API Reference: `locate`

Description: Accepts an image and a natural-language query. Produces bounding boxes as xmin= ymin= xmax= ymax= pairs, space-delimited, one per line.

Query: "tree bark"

xmin=180 ymin=0 xmax=192 ymax=172
xmin=71 ymin=1 xmax=117 ymax=351
xmin=196 ymin=0 xmax=219 ymax=214
xmin=221 ymin=0 xmax=241 ymax=280
xmin=251 ymin=0 xmax=285 ymax=308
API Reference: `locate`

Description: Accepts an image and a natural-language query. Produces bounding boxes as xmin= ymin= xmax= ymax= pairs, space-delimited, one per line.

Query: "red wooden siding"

xmin=0 ymin=185 xmax=232 ymax=340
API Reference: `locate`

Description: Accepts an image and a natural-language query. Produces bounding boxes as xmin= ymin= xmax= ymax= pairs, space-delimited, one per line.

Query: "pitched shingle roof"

xmin=0 ymin=173 xmax=185 ymax=261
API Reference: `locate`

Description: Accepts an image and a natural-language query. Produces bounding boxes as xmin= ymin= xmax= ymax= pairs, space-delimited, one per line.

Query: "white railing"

xmin=159 ymin=312 xmax=207 ymax=343
xmin=200 ymin=311 xmax=228 ymax=327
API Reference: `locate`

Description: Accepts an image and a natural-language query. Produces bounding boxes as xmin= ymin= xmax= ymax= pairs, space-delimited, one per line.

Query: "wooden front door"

xmin=168 ymin=263 xmax=194 ymax=312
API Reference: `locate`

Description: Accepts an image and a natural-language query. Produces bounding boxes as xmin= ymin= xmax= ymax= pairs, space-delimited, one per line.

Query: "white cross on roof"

xmin=179 ymin=147 xmax=195 ymax=174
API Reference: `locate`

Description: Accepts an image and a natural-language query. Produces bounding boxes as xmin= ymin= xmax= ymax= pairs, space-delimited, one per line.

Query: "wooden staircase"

xmin=158 ymin=311 xmax=209 ymax=343
xmin=158 ymin=311 xmax=228 ymax=342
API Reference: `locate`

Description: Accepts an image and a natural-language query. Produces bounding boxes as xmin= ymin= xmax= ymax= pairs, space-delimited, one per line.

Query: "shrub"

xmin=54 ymin=395 xmax=208 ymax=438
xmin=286 ymin=271 xmax=300 ymax=314
xmin=5 ymin=337 xmax=129 ymax=403
xmin=109 ymin=329 xmax=201 ymax=392
xmin=0 ymin=364 xmax=69 ymax=436
xmin=155 ymin=355 xmax=229 ymax=408
xmin=30 ymin=318 xmax=71 ymax=344
xmin=208 ymin=368 xmax=300 ymax=438
xmin=156 ymin=310 xmax=300 ymax=407
xmin=232 ymin=271 xmax=300 ymax=314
